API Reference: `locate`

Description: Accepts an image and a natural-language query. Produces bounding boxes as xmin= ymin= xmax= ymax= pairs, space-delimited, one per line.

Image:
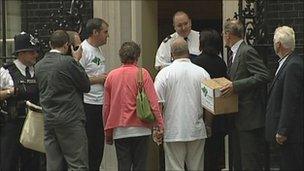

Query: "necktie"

xmin=227 ymin=49 xmax=233 ymax=69
xmin=25 ymin=66 xmax=31 ymax=78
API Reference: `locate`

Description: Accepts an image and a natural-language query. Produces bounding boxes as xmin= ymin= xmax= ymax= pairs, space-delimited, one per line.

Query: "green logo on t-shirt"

xmin=92 ymin=56 xmax=101 ymax=65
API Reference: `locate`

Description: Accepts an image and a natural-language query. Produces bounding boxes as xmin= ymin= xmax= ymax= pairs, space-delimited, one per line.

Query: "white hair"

xmin=274 ymin=26 xmax=295 ymax=51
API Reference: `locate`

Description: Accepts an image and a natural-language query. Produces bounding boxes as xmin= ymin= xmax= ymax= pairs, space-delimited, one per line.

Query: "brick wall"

xmin=258 ymin=0 xmax=304 ymax=77
xmin=265 ymin=0 xmax=303 ymax=54
xmin=20 ymin=0 xmax=93 ymax=54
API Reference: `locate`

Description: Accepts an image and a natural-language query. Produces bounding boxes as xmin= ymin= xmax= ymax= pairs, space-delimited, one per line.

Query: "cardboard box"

xmin=201 ymin=77 xmax=238 ymax=115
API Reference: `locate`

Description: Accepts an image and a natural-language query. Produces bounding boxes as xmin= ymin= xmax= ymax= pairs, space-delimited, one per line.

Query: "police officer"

xmin=155 ymin=11 xmax=201 ymax=70
xmin=0 ymin=32 xmax=42 ymax=171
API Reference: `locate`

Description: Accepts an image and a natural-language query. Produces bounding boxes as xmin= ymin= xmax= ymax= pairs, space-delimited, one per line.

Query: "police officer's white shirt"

xmin=155 ymin=30 xmax=201 ymax=68
xmin=0 ymin=59 xmax=34 ymax=88
xmin=154 ymin=58 xmax=210 ymax=142
xmin=80 ymin=40 xmax=106 ymax=105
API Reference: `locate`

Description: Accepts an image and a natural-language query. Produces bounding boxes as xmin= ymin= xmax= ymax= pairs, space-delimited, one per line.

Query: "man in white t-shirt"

xmin=79 ymin=18 xmax=109 ymax=171
xmin=155 ymin=11 xmax=201 ymax=71
xmin=154 ymin=37 xmax=212 ymax=170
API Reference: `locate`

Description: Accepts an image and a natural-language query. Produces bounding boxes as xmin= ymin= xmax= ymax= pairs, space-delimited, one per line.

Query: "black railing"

xmin=1 ymin=0 xmax=85 ymax=63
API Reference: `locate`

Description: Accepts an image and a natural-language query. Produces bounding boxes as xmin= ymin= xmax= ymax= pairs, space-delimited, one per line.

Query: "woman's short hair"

xmin=199 ymin=29 xmax=221 ymax=55
xmin=119 ymin=41 xmax=141 ymax=64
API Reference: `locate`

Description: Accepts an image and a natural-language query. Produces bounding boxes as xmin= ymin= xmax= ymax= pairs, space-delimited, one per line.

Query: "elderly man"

xmin=35 ymin=30 xmax=90 ymax=170
xmin=221 ymin=19 xmax=270 ymax=170
xmin=79 ymin=18 xmax=109 ymax=170
xmin=0 ymin=32 xmax=41 ymax=171
xmin=154 ymin=37 xmax=211 ymax=170
xmin=265 ymin=26 xmax=303 ymax=170
xmin=155 ymin=11 xmax=201 ymax=70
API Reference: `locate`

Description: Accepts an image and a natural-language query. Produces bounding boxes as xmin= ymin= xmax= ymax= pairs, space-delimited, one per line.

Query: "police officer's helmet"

xmin=13 ymin=32 xmax=39 ymax=55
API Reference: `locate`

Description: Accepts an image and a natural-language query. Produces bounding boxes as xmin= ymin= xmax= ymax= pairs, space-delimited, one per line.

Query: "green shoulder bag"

xmin=136 ymin=67 xmax=155 ymax=122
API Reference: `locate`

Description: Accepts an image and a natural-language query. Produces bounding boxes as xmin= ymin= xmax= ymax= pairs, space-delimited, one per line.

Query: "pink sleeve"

xmin=103 ymin=75 xmax=111 ymax=133
xmin=143 ymin=68 xmax=164 ymax=129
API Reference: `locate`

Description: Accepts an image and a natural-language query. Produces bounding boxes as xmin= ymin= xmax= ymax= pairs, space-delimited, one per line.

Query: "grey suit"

xmin=228 ymin=41 xmax=270 ymax=170
xmin=266 ymin=53 xmax=303 ymax=170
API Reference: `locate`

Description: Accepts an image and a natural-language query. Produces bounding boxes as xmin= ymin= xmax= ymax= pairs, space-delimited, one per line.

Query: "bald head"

xmin=171 ymin=37 xmax=189 ymax=59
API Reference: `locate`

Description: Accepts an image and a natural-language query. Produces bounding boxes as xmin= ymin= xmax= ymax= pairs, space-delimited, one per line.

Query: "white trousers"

xmin=164 ymin=139 xmax=205 ymax=171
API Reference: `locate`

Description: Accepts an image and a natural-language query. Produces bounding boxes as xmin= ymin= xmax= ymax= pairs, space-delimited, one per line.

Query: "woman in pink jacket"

xmin=103 ymin=41 xmax=164 ymax=171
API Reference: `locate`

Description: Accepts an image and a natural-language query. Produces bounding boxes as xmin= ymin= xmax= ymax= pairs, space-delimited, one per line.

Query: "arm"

xmin=78 ymin=50 xmax=107 ymax=85
xmin=0 ymin=67 xmax=14 ymax=100
xmin=0 ymin=88 xmax=14 ymax=101
xmin=89 ymin=74 xmax=107 ymax=85
xmin=277 ymin=61 xmax=303 ymax=138
xmin=233 ymin=48 xmax=270 ymax=93
xmin=143 ymin=69 xmax=164 ymax=129
xmin=103 ymin=75 xmax=113 ymax=145
xmin=67 ymin=59 xmax=90 ymax=93
xmin=155 ymin=42 xmax=172 ymax=70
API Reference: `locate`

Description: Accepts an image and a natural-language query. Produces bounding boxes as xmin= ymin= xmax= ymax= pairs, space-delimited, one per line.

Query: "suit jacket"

xmin=228 ymin=41 xmax=270 ymax=131
xmin=35 ymin=52 xmax=90 ymax=127
xmin=265 ymin=53 xmax=303 ymax=143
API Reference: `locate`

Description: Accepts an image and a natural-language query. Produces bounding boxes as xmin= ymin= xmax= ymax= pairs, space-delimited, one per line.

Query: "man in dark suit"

xmin=221 ymin=19 xmax=270 ymax=170
xmin=266 ymin=26 xmax=303 ymax=170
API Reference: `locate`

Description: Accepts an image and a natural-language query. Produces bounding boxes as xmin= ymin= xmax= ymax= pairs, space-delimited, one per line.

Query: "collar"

xmin=278 ymin=51 xmax=293 ymax=63
xmin=231 ymin=39 xmax=243 ymax=55
xmin=50 ymin=49 xmax=62 ymax=53
xmin=173 ymin=58 xmax=191 ymax=63
xmin=173 ymin=30 xmax=195 ymax=40
xmin=122 ymin=63 xmax=138 ymax=67
xmin=83 ymin=39 xmax=100 ymax=50
xmin=13 ymin=59 xmax=34 ymax=76
xmin=14 ymin=59 xmax=27 ymax=71
xmin=278 ymin=56 xmax=288 ymax=65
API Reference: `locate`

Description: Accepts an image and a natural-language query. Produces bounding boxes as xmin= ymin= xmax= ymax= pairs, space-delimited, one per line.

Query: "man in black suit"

xmin=265 ymin=26 xmax=303 ymax=170
xmin=221 ymin=19 xmax=270 ymax=170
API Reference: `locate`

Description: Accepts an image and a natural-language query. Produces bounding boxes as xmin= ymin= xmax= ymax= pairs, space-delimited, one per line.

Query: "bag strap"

xmin=137 ymin=66 xmax=144 ymax=93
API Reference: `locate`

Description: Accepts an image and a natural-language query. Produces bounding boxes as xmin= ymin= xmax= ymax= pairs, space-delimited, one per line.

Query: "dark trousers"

xmin=83 ymin=103 xmax=104 ymax=171
xmin=204 ymin=132 xmax=226 ymax=171
xmin=279 ymin=142 xmax=303 ymax=170
xmin=0 ymin=119 xmax=44 ymax=171
xmin=114 ymin=135 xmax=149 ymax=171
xmin=230 ymin=128 xmax=267 ymax=171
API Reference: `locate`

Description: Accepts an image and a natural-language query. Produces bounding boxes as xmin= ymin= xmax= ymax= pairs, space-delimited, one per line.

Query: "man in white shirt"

xmin=155 ymin=11 xmax=201 ymax=70
xmin=154 ymin=37 xmax=211 ymax=170
xmin=79 ymin=18 xmax=109 ymax=171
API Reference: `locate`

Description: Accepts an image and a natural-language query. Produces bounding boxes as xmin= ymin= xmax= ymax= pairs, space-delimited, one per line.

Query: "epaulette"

xmin=163 ymin=35 xmax=172 ymax=43
xmin=2 ymin=62 xmax=14 ymax=69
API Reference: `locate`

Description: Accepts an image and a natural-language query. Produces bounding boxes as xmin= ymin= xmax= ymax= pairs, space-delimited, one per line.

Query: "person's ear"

xmin=93 ymin=29 xmax=99 ymax=36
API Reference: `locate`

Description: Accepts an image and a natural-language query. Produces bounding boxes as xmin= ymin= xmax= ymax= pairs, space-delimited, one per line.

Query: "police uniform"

xmin=155 ymin=30 xmax=201 ymax=69
xmin=0 ymin=32 xmax=43 ymax=171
